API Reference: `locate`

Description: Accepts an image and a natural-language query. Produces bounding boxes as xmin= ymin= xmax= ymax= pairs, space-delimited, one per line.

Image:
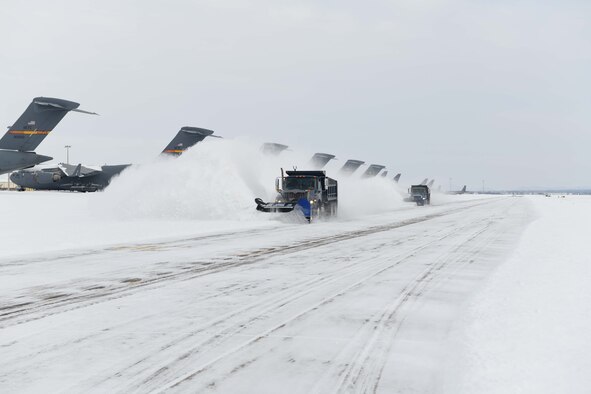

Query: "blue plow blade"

xmin=296 ymin=198 xmax=311 ymax=219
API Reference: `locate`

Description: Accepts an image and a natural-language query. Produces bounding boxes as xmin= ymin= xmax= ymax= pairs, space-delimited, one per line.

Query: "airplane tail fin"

xmin=427 ymin=179 xmax=435 ymax=188
xmin=381 ymin=170 xmax=388 ymax=177
xmin=393 ymin=173 xmax=401 ymax=182
xmin=309 ymin=153 xmax=335 ymax=169
xmin=73 ymin=163 xmax=82 ymax=177
xmin=461 ymin=185 xmax=467 ymax=193
xmin=162 ymin=127 xmax=220 ymax=156
xmin=0 ymin=97 xmax=97 ymax=152
xmin=362 ymin=164 xmax=386 ymax=178
xmin=261 ymin=142 xmax=289 ymax=156
xmin=339 ymin=159 xmax=365 ymax=175
xmin=420 ymin=178 xmax=428 ymax=185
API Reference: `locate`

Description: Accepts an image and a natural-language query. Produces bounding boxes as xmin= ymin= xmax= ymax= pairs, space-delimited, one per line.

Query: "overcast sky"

xmin=1 ymin=0 xmax=590 ymax=190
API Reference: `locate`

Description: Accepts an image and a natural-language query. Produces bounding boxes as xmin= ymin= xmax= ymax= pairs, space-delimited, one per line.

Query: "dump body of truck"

xmin=409 ymin=184 xmax=431 ymax=206
xmin=255 ymin=170 xmax=338 ymax=221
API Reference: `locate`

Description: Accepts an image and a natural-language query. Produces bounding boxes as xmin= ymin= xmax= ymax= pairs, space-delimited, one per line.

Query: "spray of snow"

xmin=94 ymin=138 xmax=408 ymax=222
xmin=95 ymin=138 xmax=263 ymax=221
xmin=333 ymin=175 xmax=406 ymax=219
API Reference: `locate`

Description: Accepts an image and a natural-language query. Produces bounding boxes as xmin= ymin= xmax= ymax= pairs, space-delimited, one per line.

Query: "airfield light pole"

xmin=64 ymin=145 xmax=71 ymax=164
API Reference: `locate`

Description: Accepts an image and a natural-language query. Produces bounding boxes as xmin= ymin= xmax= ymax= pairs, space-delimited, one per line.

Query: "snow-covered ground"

xmin=1 ymin=159 xmax=589 ymax=393
xmin=0 ymin=190 xmax=275 ymax=258
xmin=443 ymin=195 xmax=591 ymax=394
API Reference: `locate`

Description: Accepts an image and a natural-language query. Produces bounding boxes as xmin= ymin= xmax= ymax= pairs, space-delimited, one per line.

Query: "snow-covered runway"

xmin=0 ymin=196 xmax=532 ymax=393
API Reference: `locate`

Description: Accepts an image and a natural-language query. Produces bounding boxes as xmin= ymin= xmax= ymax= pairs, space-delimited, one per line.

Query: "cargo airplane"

xmin=11 ymin=127 xmax=219 ymax=192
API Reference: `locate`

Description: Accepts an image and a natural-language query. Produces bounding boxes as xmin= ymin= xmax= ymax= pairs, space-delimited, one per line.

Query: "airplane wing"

xmin=0 ymin=97 xmax=97 ymax=152
xmin=58 ymin=163 xmax=102 ymax=177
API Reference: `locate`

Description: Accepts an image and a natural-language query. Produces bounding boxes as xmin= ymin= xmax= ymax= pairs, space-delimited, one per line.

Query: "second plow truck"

xmin=255 ymin=169 xmax=338 ymax=222
xmin=408 ymin=184 xmax=431 ymax=206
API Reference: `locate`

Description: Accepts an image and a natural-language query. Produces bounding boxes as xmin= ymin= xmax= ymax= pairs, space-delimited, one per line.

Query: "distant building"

xmin=0 ymin=180 xmax=18 ymax=190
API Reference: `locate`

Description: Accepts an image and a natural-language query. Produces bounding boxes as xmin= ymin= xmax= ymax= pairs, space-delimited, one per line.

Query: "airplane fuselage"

xmin=10 ymin=164 xmax=130 ymax=192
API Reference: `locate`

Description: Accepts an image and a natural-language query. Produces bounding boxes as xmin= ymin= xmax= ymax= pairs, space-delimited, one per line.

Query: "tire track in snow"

xmin=58 ymin=202 xmax=502 ymax=393
xmin=0 ymin=200 xmax=496 ymax=329
xmin=154 ymin=212 xmax=503 ymax=393
xmin=335 ymin=223 xmax=498 ymax=393
xmin=311 ymin=201 xmax=519 ymax=394
xmin=119 ymin=229 xmax=457 ymax=392
xmin=70 ymin=218 xmax=468 ymax=391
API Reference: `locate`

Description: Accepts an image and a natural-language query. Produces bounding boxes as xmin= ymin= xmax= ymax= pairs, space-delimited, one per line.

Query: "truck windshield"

xmin=284 ymin=177 xmax=316 ymax=190
xmin=411 ymin=187 xmax=426 ymax=194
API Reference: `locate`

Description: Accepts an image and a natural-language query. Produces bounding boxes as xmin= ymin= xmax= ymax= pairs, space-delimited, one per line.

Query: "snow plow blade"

xmin=255 ymin=198 xmax=296 ymax=213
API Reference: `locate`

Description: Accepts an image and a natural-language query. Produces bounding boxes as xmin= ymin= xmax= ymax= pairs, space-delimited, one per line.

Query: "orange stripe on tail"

xmin=9 ymin=130 xmax=50 ymax=135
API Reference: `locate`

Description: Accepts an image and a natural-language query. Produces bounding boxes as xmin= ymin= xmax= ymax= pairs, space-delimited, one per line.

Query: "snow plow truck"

xmin=409 ymin=184 xmax=431 ymax=206
xmin=255 ymin=170 xmax=338 ymax=222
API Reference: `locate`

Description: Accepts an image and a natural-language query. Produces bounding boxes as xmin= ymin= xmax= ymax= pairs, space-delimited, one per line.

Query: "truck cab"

xmin=277 ymin=171 xmax=335 ymax=203
xmin=410 ymin=184 xmax=431 ymax=206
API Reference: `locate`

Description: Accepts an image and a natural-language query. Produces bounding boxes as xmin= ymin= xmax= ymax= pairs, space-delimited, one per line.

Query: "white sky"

xmin=1 ymin=0 xmax=589 ymax=190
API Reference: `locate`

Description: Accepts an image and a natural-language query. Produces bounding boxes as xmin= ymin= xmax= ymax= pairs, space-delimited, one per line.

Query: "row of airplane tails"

xmin=1 ymin=97 xmax=224 ymax=191
xmin=264 ymin=143 xmax=404 ymax=183
xmin=1 ymin=97 xmax=465 ymax=193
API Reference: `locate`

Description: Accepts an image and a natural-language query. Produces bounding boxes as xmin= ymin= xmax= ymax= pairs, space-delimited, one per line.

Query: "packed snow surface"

xmin=0 ymin=145 xmax=588 ymax=393
xmin=443 ymin=195 xmax=591 ymax=394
